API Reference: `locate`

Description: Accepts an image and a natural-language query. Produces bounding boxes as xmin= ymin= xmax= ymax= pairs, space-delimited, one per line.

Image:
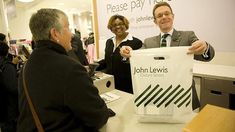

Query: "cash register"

xmin=88 ymin=63 xmax=115 ymax=94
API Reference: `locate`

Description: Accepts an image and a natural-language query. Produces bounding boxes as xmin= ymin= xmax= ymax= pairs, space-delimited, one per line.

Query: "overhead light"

xmin=17 ymin=0 xmax=35 ymax=3
xmin=57 ymin=3 xmax=65 ymax=6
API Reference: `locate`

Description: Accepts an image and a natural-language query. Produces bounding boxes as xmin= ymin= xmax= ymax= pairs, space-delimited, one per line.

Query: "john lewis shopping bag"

xmin=130 ymin=47 xmax=194 ymax=123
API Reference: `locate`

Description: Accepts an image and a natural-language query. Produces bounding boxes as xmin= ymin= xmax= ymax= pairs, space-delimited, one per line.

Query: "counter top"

xmin=193 ymin=63 xmax=235 ymax=81
xmin=100 ymin=90 xmax=196 ymax=132
xmin=183 ymin=104 xmax=235 ymax=132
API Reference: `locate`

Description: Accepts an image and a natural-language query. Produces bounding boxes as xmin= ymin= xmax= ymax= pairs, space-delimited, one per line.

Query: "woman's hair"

xmin=0 ymin=41 xmax=9 ymax=57
xmin=0 ymin=33 xmax=6 ymax=41
xmin=152 ymin=2 xmax=173 ymax=19
xmin=29 ymin=8 xmax=67 ymax=41
xmin=107 ymin=14 xmax=129 ymax=30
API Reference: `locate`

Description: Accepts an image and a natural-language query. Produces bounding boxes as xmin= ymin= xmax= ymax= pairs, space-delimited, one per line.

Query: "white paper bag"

xmin=130 ymin=47 xmax=194 ymax=123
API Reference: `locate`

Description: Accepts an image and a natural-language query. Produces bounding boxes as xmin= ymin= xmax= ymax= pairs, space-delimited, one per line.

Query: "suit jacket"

xmin=143 ymin=29 xmax=215 ymax=109
xmin=17 ymin=40 xmax=109 ymax=132
xmin=143 ymin=29 xmax=215 ymax=61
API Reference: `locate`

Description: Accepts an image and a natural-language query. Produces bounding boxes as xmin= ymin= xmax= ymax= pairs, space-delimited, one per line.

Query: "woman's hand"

xmin=119 ymin=46 xmax=133 ymax=58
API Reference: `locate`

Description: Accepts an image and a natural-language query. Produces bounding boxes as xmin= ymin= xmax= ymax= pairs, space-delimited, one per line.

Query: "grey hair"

xmin=29 ymin=8 xmax=67 ymax=41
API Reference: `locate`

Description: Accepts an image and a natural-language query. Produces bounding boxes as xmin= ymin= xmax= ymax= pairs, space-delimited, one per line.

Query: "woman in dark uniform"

xmin=97 ymin=15 xmax=143 ymax=94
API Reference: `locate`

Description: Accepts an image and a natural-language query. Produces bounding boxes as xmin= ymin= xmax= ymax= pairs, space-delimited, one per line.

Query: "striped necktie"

xmin=161 ymin=34 xmax=169 ymax=47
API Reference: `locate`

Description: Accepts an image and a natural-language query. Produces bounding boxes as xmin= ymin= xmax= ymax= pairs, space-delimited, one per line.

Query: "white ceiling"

xmin=15 ymin=0 xmax=92 ymax=13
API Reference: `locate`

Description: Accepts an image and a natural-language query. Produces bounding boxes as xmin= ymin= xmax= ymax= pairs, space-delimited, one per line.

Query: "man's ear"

xmin=153 ymin=19 xmax=158 ymax=26
xmin=172 ymin=13 xmax=175 ymax=20
xmin=50 ymin=28 xmax=59 ymax=41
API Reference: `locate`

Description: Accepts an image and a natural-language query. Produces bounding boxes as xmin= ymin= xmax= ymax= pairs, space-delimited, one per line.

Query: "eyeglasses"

xmin=156 ymin=11 xmax=172 ymax=18
xmin=112 ymin=23 xmax=125 ymax=29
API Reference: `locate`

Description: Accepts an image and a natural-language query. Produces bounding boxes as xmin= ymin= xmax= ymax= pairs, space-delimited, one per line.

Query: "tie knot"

xmin=161 ymin=34 xmax=169 ymax=48
xmin=162 ymin=34 xmax=169 ymax=39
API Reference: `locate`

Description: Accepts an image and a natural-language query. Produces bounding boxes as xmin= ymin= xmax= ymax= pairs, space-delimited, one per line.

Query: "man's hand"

xmin=120 ymin=46 xmax=133 ymax=58
xmin=188 ymin=40 xmax=207 ymax=55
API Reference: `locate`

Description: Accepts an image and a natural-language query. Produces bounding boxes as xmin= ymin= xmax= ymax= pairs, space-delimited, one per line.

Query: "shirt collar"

xmin=160 ymin=28 xmax=174 ymax=37
xmin=112 ymin=33 xmax=133 ymax=44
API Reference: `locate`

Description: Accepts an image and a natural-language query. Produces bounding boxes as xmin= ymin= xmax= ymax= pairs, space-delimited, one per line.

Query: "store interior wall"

xmin=1 ymin=0 xmax=93 ymax=40
xmin=1 ymin=0 xmax=235 ymax=66
xmin=95 ymin=0 xmax=235 ymax=66
xmin=8 ymin=7 xmax=31 ymax=40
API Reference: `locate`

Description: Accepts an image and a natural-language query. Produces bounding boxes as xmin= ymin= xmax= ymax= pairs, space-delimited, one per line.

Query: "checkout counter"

xmin=90 ymin=72 xmax=192 ymax=131
xmin=93 ymin=73 xmax=196 ymax=132
xmin=95 ymin=63 xmax=235 ymax=132
xmin=193 ymin=63 xmax=235 ymax=110
xmin=100 ymin=90 xmax=196 ymax=132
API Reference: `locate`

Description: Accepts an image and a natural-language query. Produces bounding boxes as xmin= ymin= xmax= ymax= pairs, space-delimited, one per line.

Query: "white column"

xmin=0 ymin=0 xmax=9 ymax=35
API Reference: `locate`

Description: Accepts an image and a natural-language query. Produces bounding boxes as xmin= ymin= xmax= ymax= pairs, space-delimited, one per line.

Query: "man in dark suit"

xmin=120 ymin=2 xmax=215 ymax=110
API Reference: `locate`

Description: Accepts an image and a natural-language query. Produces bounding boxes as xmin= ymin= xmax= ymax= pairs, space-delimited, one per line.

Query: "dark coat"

xmin=69 ymin=34 xmax=88 ymax=65
xmin=0 ymin=58 xmax=18 ymax=123
xmin=17 ymin=40 xmax=109 ymax=132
